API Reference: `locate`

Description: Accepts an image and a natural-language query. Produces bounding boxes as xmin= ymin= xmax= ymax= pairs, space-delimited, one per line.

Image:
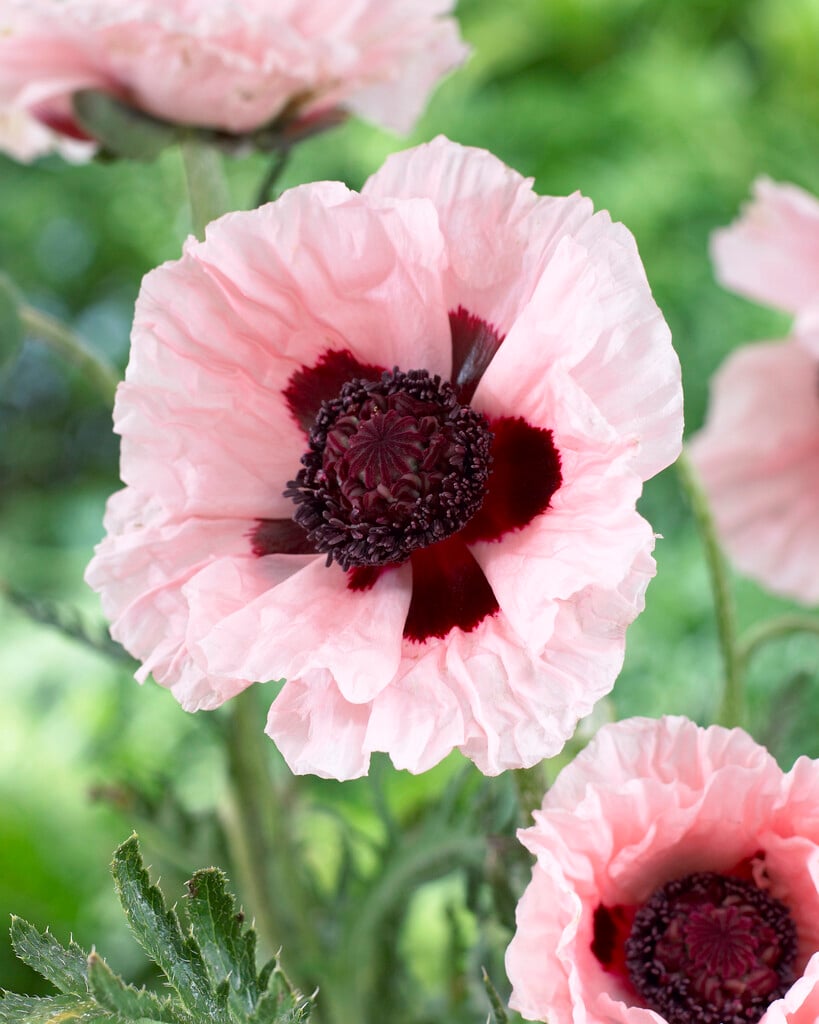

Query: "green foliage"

xmin=480 ymin=969 xmax=509 ymax=1024
xmin=0 ymin=273 xmax=23 ymax=372
xmin=1 ymin=836 xmax=314 ymax=1024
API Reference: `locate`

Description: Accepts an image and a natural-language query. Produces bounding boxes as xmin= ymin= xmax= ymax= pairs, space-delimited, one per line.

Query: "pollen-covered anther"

xmin=625 ymin=871 xmax=797 ymax=1024
xmin=284 ymin=368 xmax=493 ymax=570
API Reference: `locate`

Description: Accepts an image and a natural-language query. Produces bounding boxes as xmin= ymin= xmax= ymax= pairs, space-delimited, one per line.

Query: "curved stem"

xmin=513 ymin=762 xmax=547 ymax=824
xmin=254 ymin=147 xmax=291 ymax=208
xmin=676 ymin=450 xmax=743 ymax=727
xmin=738 ymin=614 xmax=819 ymax=670
xmin=180 ymin=136 xmax=231 ymax=239
xmin=19 ymin=304 xmax=119 ymax=404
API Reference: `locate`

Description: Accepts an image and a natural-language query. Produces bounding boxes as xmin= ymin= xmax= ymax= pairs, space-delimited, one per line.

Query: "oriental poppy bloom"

xmin=0 ymin=0 xmax=467 ymax=155
xmin=507 ymin=716 xmax=819 ymax=1024
xmin=86 ymin=137 xmax=682 ymax=779
xmin=690 ymin=179 xmax=819 ymax=604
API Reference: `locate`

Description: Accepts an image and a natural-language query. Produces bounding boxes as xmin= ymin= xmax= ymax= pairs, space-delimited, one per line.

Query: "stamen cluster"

xmin=625 ymin=871 xmax=797 ymax=1024
xmin=285 ymin=368 xmax=493 ymax=570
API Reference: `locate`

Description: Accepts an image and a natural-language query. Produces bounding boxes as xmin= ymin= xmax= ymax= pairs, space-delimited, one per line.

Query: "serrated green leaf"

xmin=9 ymin=918 xmax=89 ymax=996
xmin=110 ymin=836 xmax=223 ymax=1023
xmin=72 ymin=91 xmax=178 ymax=160
xmin=184 ymin=868 xmax=257 ymax=1016
xmin=0 ymin=272 xmax=23 ymax=371
xmin=481 ymin=968 xmax=510 ymax=1024
xmin=0 ymin=993 xmax=111 ymax=1023
xmin=86 ymin=952 xmax=178 ymax=1024
xmin=247 ymin=990 xmax=312 ymax=1024
xmin=248 ymin=962 xmax=312 ymax=1024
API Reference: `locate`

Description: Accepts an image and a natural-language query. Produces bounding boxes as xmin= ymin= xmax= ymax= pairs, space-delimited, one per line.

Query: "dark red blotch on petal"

xmin=591 ymin=903 xmax=637 ymax=980
xmin=403 ymin=537 xmax=498 ymax=641
xmin=251 ymin=518 xmax=315 ymax=556
xmin=284 ymin=348 xmax=384 ymax=433
xmin=449 ymin=305 xmax=505 ymax=405
xmin=462 ymin=416 xmax=562 ymax=543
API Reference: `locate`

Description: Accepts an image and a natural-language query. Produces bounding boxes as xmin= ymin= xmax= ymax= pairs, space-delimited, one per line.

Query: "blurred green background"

xmin=2 ymin=0 xmax=819 ymax=1021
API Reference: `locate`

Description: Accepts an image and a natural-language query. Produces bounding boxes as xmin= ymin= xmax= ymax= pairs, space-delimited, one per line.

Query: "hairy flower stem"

xmin=222 ymin=689 xmax=315 ymax=967
xmin=738 ymin=614 xmax=819 ymax=671
xmin=676 ymin=450 xmax=743 ymax=728
xmin=513 ymin=762 xmax=547 ymax=823
xmin=19 ymin=303 xmax=119 ymax=404
xmin=180 ymin=136 xmax=231 ymax=239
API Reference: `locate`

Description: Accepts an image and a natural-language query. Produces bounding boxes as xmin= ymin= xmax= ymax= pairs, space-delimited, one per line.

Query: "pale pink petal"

xmin=85 ymin=509 xmax=256 ymax=710
xmin=0 ymin=106 xmax=93 ymax=162
xmin=196 ymin=558 xmax=413 ymax=705
xmin=120 ymin=186 xmax=450 ymax=519
xmin=266 ymin=672 xmax=373 ymax=781
xmin=711 ymin=178 xmax=819 ymax=315
xmin=363 ymin=136 xmax=597 ymax=334
xmin=474 ymin=232 xmax=682 ymax=482
xmin=688 ymin=338 xmax=819 ymax=604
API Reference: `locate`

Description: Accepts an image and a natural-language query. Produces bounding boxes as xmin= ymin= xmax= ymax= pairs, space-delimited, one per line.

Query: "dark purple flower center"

xmin=624 ymin=871 xmax=797 ymax=1024
xmin=283 ymin=368 xmax=493 ymax=570
xmin=253 ymin=310 xmax=563 ymax=641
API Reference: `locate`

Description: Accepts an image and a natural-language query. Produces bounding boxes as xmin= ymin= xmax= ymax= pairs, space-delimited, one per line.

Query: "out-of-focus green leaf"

xmin=72 ymin=91 xmax=178 ymax=161
xmin=110 ymin=836 xmax=223 ymax=1022
xmin=0 ymin=273 xmax=23 ymax=371
xmin=184 ymin=868 xmax=257 ymax=1017
xmin=9 ymin=918 xmax=89 ymax=996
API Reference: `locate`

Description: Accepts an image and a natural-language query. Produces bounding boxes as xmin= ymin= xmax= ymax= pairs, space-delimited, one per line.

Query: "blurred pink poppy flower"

xmin=86 ymin=137 xmax=683 ymax=780
xmin=507 ymin=715 xmax=819 ymax=1024
xmin=689 ymin=179 xmax=819 ymax=604
xmin=0 ymin=0 xmax=468 ymax=150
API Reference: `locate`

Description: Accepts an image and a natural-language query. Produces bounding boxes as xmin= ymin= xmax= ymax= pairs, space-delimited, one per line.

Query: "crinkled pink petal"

xmin=507 ymin=716 xmax=819 ymax=1024
xmin=85 ymin=505 xmax=255 ymax=710
xmin=363 ymin=136 xmax=597 ymax=334
xmin=366 ymin=138 xmax=682 ymax=482
xmin=688 ymin=338 xmax=819 ymax=604
xmin=265 ymin=671 xmax=373 ymax=781
xmin=711 ymin=178 xmax=819 ymax=315
xmin=120 ymin=185 xmax=451 ymax=520
xmin=196 ymin=557 xmax=413 ymax=705
xmin=0 ymin=0 xmax=467 ymax=136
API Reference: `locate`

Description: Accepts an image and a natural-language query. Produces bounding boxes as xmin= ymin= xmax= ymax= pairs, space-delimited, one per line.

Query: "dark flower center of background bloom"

xmin=284 ymin=368 xmax=493 ymax=570
xmin=624 ymin=871 xmax=797 ymax=1024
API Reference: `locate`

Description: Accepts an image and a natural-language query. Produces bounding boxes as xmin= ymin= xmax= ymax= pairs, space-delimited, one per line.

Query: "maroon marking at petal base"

xmin=462 ymin=416 xmax=562 ymax=544
xmin=250 ymin=518 xmax=316 ymax=557
xmin=284 ymin=348 xmax=384 ymax=434
xmin=347 ymin=566 xmax=387 ymax=591
xmin=591 ymin=903 xmax=637 ymax=980
xmin=449 ymin=306 xmax=505 ymax=405
xmin=32 ymin=103 xmax=94 ymax=141
xmin=403 ymin=537 xmax=498 ymax=642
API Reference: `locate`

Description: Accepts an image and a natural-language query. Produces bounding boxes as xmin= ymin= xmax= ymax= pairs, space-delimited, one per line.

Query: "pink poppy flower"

xmin=688 ymin=179 xmax=819 ymax=605
xmin=86 ymin=137 xmax=683 ymax=780
xmin=506 ymin=715 xmax=819 ymax=1024
xmin=0 ymin=0 xmax=468 ymax=144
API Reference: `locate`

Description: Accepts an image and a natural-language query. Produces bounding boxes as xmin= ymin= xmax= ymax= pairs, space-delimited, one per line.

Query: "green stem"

xmin=738 ymin=614 xmax=819 ymax=670
xmin=676 ymin=450 xmax=743 ymax=727
xmin=19 ymin=304 xmax=119 ymax=404
xmin=179 ymin=137 xmax=231 ymax=239
xmin=222 ymin=689 xmax=317 ymax=975
xmin=513 ymin=762 xmax=547 ymax=824
xmin=254 ymin=147 xmax=291 ymax=208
